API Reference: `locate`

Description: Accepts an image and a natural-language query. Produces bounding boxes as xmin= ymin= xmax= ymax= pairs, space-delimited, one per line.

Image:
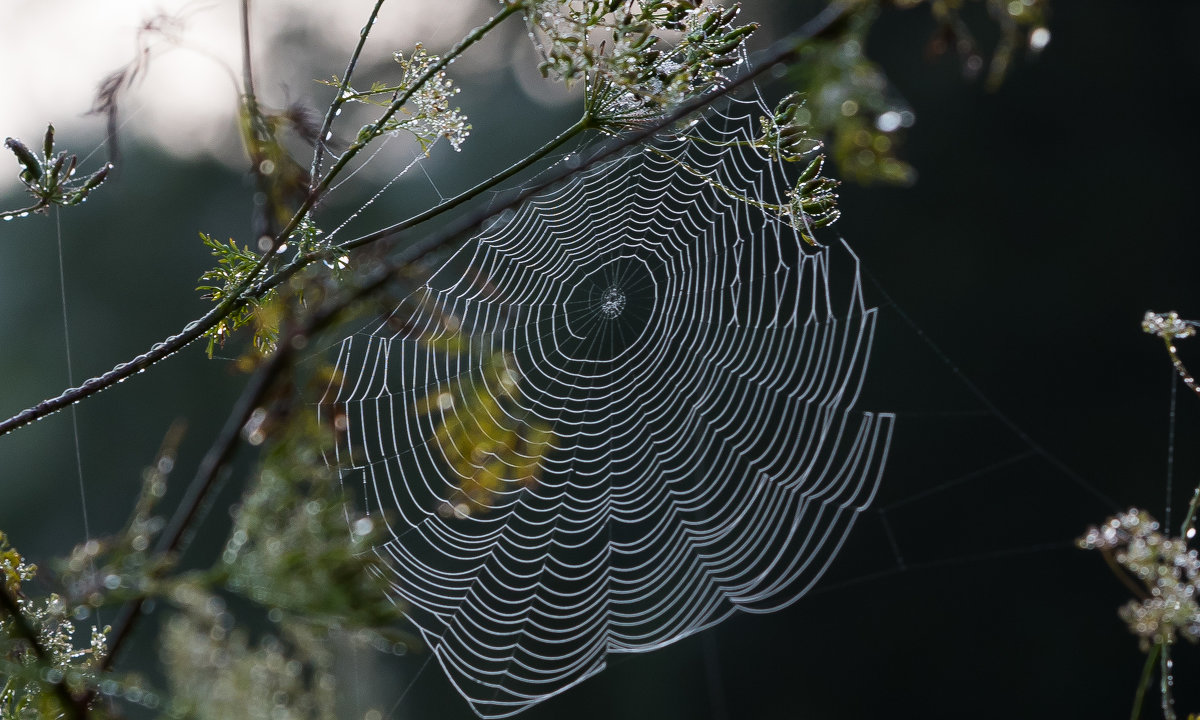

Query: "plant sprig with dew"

xmin=1078 ymin=311 xmax=1200 ymax=720
xmin=2 ymin=125 xmax=112 ymax=221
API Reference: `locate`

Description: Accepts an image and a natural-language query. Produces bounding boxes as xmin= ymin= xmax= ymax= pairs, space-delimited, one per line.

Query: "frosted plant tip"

xmin=1142 ymin=311 xmax=1196 ymax=340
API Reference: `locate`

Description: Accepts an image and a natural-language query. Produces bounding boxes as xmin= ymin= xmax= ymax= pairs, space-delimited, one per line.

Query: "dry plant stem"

xmin=0 ymin=4 xmax=521 ymax=439
xmin=310 ymin=0 xmax=387 ymax=182
xmin=240 ymin=0 xmax=277 ymax=239
xmin=0 ymin=582 xmax=87 ymax=720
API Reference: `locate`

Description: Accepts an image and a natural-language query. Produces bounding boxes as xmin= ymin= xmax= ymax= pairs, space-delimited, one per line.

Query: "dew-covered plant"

xmin=1077 ymin=311 xmax=1200 ymax=720
xmin=1 ymin=125 xmax=112 ymax=221
xmin=0 ymin=0 xmax=1057 ymax=716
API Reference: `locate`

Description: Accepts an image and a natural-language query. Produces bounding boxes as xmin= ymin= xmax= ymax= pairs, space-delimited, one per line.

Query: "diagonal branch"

xmin=0 ymin=4 xmax=523 ymax=439
xmin=0 ymin=3 xmax=851 ymax=442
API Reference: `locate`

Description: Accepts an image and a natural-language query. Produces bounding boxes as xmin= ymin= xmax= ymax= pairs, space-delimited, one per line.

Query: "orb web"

xmin=320 ymin=91 xmax=894 ymax=717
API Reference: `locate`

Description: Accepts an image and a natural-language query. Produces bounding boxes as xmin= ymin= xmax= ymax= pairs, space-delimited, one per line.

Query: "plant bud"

xmin=4 ymin=137 xmax=42 ymax=181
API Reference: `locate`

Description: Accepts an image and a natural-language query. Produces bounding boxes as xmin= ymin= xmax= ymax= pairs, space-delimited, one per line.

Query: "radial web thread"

xmin=320 ymin=91 xmax=894 ymax=717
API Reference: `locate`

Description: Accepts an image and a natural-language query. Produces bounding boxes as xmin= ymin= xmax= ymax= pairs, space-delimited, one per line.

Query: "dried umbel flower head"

xmin=523 ymin=1 xmax=757 ymax=129
xmin=1143 ymin=311 xmax=1196 ymax=342
xmin=1079 ymin=508 xmax=1200 ymax=650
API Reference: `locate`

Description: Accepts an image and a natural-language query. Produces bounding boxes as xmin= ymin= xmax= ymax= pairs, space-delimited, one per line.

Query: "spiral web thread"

xmin=319 ymin=90 xmax=894 ymax=718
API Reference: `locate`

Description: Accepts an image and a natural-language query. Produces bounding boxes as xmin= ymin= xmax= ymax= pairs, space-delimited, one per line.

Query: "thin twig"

xmin=1131 ymin=641 xmax=1160 ymax=720
xmin=247 ymin=113 xmax=592 ymax=293
xmin=310 ymin=0 xmax=388 ymax=182
xmin=240 ymin=0 xmax=278 ymax=239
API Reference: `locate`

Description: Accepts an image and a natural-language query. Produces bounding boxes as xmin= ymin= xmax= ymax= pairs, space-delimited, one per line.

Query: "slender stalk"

xmin=1101 ymin=548 xmax=1148 ymax=601
xmin=0 ymin=202 xmax=48 ymax=218
xmin=1161 ymin=335 xmax=1200 ymax=399
xmin=1180 ymin=486 xmax=1200 ymax=541
xmin=240 ymin=0 xmax=257 ymax=101
xmin=1160 ymin=641 xmax=1175 ymax=720
xmin=1131 ymin=642 xmax=1160 ymax=720
xmin=297 ymin=3 xmax=521 ymax=233
xmin=247 ymin=114 xmax=592 ymax=297
xmin=338 ymin=114 xmax=592 ymax=253
xmin=240 ymin=0 xmax=279 ymax=240
xmin=310 ymin=0 xmax=388 ymax=182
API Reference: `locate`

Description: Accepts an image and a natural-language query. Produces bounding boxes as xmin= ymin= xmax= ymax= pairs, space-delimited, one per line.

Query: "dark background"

xmin=2 ymin=1 xmax=1199 ymax=717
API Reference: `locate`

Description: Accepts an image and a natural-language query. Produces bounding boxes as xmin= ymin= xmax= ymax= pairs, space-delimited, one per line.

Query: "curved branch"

xmin=0 ymin=4 xmax=523 ymax=439
xmin=0 ymin=2 xmax=849 ymax=440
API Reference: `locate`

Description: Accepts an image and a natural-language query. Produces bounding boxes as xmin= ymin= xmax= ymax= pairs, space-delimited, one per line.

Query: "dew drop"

xmin=1029 ymin=27 xmax=1051 ymax=51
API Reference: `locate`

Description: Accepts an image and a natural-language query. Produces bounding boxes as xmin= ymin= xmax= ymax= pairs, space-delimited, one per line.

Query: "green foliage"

xmin=913 ymin=0 xmax=1050 ymax=89
xmin=1 ymin=533 xmax=111 ymax=720
xmin=415 ymin=335 xmax=555 ymax=515
xmin=787 ymin=7 xmax=916 ymax=185
xmin=160 ymin=585 xmax=341 ymax=720
xmin=2 ymin=124 xmax=112 ymax=220
xmin=197 ymin=233 xmax=281 ymax=358
xmin=221 ymin=397 xmax=404 ymax=636
xmin=787 ymin=0 xmax=1050 ymax=185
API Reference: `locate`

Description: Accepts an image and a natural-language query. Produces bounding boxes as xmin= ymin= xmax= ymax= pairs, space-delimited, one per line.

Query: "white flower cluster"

xmin=523 ymin=1 xmax=756 ymax=127
xmin=388 ymin=45 xmax=471 ymax=152
xmin=1079 ymin=508 xmax=1200 ymax=649
xmin=340 ymin=44 xmax=470 ymax=153
xmin=1143 ymin=311 xmax=1197 ymax=342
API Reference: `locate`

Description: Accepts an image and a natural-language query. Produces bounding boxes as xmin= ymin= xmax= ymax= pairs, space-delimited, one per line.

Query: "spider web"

xmin=319 ymin=91 xmax=893 ymax=718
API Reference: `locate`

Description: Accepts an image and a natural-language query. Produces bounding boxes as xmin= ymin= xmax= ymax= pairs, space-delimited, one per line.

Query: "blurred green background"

xmin=3 ymin=1 xmax=1200 ymax=717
